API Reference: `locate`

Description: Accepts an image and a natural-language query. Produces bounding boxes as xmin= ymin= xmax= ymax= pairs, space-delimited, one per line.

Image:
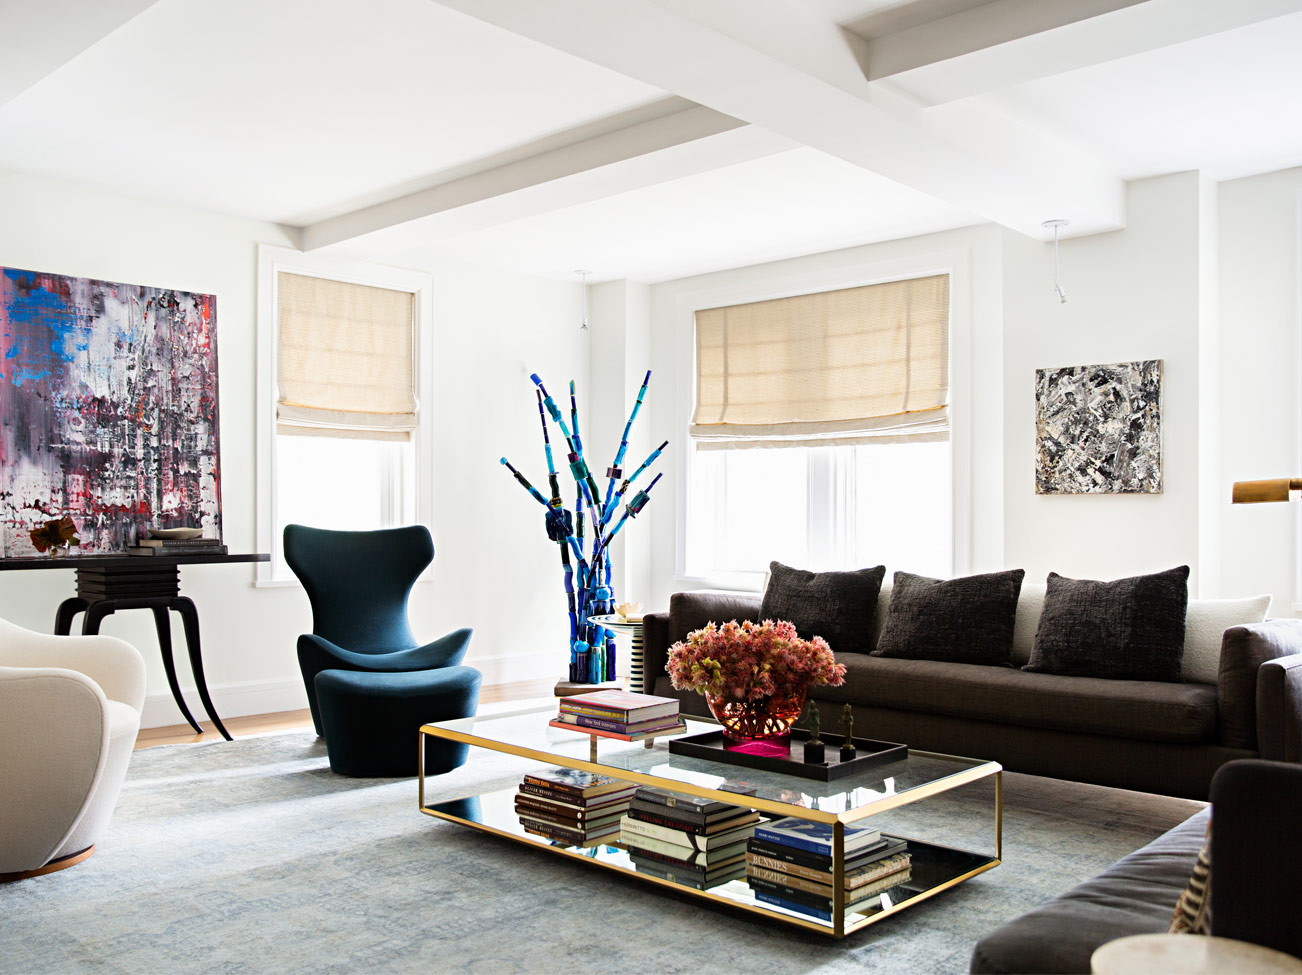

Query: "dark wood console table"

xmin=0 ymin=553 xmax=269 ymax=741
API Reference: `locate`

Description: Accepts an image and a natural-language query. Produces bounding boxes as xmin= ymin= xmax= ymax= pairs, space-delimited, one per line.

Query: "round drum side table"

xmin=1091 ymin=934 xmax=1302 ymax=975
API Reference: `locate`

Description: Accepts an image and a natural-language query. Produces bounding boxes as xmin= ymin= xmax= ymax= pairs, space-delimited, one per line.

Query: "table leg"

xmin=150 ymin=605 xmax=203 ymax=735
xmin=81 ymin=601 xmax=116 ymax=635
xmin=172 ymin=596 xmax=232 ymax=741
xmin=54 ymin=597 xmax=88 ymax=635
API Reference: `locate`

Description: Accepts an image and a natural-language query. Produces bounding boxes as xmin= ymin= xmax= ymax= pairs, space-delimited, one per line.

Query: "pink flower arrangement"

xmin=667 ymin=619 xmax=846 ymax=703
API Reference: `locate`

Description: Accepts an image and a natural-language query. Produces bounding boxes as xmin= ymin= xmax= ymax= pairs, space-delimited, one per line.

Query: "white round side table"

xmin=1091 ymin=934 xmax=1302 ymax=975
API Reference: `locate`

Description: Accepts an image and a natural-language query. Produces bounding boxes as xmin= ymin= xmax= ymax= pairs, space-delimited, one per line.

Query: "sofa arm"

xmin=1256 ymin=656 xmax=1302 ymax=762
xmin=641 ymin=591 xmax=764 ymax=694
xmin=641 ymin=612 xmax=670 ymax=696
xmin=1211 ymin=759 xmax=1302 ymax=959
xmin=0 ymin=667 xmax=110 ymax=873
xmin=1217 ymin=619 xmax=1302 ymax=750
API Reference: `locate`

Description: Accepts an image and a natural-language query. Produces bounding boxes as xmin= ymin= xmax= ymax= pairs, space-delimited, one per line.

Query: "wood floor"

xmin=133 ymin=676 xmax=556 ymax=749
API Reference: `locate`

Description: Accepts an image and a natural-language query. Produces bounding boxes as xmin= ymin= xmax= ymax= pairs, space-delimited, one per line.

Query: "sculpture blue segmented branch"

xmin=500 ymin=371 xmax=664 ymax=685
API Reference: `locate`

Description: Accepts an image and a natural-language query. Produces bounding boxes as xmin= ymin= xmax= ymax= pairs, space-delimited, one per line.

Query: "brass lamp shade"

xmin=1231 ymin=478 xmax=1302 ymax=504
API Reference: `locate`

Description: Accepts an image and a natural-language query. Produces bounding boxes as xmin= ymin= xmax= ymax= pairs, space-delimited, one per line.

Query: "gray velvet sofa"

xmin=642 ymin=588 xmax=1302 ymax=800
xmin=970 ymin=759 xmax=1302 ymax=973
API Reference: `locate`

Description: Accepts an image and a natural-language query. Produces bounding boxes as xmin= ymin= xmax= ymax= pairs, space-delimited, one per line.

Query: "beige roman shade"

xmin=692 ymin=274 xmax=950 ymax=449
xmin=276 ymin=272 xmax=416 ymax=440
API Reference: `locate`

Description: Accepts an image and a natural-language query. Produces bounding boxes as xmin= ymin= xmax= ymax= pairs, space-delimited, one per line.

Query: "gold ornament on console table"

xmin=1231 ymin=478 xmax=1302 ymax=504
xmin=666 ymin=619 xmax=846 ymax=746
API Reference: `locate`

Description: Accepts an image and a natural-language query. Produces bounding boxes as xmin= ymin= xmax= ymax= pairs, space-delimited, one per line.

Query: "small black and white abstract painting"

xmin=1035 ymin=360 xmax=1163 ymax=494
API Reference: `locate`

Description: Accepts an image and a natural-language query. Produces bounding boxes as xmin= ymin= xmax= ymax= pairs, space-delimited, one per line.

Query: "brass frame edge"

xmin=421 ymin=726 xmax=845 ymax=823
xmin=421 ymin=722 xmax=1002 ymax=826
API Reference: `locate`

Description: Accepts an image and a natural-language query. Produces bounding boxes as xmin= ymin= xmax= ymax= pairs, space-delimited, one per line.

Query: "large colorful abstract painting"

xmin=1035 ymin=359 xmax=1163 ymax=495
xmin=0 ymin=267 xmax=221 ymax=555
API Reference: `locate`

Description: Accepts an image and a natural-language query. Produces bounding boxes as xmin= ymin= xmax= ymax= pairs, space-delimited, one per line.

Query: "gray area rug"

xmin=1 ymin=730 xmax=1202 ymax=974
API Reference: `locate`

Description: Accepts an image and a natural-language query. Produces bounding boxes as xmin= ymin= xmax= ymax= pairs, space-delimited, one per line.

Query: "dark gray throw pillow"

xmin=1023 ymin=566 xmax=1190 ymax=682
xmin=872 ymin=569 xmax=1026 ymax=666
xmin=759 ymin=561 xmax=886 ymax=656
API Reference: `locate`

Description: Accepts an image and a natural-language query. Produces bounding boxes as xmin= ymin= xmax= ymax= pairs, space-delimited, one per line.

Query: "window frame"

xmin=673 ymin=248 xmax=973 ymax=591
xmin=255 ymin=244 xmax=434 ymax=587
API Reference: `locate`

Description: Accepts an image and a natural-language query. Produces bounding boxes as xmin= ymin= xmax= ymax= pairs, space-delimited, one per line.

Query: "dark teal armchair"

xmin=284 ymin=524 xmax=480 ymax=776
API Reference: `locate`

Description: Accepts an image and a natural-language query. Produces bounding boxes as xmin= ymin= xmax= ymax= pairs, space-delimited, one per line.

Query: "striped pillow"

xmin=1169 ymin=822 xmax=1212 ymax=935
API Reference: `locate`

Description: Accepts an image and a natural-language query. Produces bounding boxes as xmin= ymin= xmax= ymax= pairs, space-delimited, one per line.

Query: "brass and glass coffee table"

xmin=420 ymin=705 xmax=1001 ymax=938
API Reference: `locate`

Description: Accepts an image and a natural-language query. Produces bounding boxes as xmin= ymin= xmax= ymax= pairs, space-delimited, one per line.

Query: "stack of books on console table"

xmin=746 ymin=817 xmax=912 ymax=921
xmin=619 ymin=786 xmax=758 ymax=890
xmin=515 ymin=768 xmax=637 ymax=846
xmin=550 ymin=689 xmax=686 ymax=741
xmin=127 ymin=537 xmax=228 ymax=557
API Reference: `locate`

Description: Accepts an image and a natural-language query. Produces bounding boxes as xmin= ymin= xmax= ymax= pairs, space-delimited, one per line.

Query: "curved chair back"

xmin=0 ymin=616 xmax=145 ymax=876
xmin=283 ymin=524 xmax=434 ymax=654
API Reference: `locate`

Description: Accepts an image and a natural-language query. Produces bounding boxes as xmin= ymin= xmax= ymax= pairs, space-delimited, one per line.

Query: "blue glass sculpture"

xmin=501 ymin=371 xmax=665 ymax=684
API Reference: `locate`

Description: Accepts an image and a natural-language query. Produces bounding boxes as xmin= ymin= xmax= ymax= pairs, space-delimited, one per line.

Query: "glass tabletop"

xmin=426 ymin=705 xmax=999 ymax=823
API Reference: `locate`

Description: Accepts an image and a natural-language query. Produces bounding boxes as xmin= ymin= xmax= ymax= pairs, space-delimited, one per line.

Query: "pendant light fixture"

xmin=576 ymin=269 xmax=590 ymax=330
xmin=1043 ymin=219 xmax=1069 ymax=304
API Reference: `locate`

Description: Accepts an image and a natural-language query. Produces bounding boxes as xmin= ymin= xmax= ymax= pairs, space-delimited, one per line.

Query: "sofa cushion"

xmin=1182 ymin=595 xmax=1271 ymax=684
xmin=666 ymin=590 xmax=762 ymax=646
xmin=1025 ymin=566 xmax=1190 ymax=682
xmin=815 ymin=654 xmax=1219 ymax=743
xmin=873 ymin=569 xmax=1025 ymax=666
xmin=759 ymin=561 xmax=885 ymax=655
xmin=971 ymin=808 xmax=1209 ymax=974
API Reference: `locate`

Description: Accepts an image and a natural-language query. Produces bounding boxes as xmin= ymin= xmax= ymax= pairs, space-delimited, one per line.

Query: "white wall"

xmin=1218 ymin=166 xmax=1302 ymax=611
xmin=1001 ymin=173 xmax=1213 ymax=591
xmin=0 ymin=168 xmax=585 ymax=727
xmin=588 ymin=280 xmax=654 ymax=608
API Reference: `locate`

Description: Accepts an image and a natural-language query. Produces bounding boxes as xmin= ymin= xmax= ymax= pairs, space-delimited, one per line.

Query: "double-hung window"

xmin=257 ymin=248 xmax=431 ymax=583
xmin=685 ymin=273 xmax=953 ymax=584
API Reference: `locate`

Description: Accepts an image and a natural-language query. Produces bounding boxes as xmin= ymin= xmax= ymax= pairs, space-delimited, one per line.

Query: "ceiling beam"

xmin=0 ymin=0 xmax=163 ymax=108
xmin=303 ymin=102 xmax=794 ymax=253
xmin=425 ymin=0 xmax=1125 ymax=239
xmin=860 ymin=0 xmax=1302 ymax=106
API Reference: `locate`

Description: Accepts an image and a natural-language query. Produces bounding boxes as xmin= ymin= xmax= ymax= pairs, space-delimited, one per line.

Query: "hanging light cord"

xmin=1044 ymin=219 xmax=1069 ymax=304
xmin=576 ymin=270 xmax=590 ymax=330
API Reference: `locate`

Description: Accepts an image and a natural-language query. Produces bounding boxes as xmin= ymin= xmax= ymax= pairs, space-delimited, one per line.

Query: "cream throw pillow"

xmin=1182 ymin=595 xmax=1272 ymax=684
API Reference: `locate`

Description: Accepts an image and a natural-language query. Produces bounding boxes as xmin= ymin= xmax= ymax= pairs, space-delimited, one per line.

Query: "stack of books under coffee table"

xmin=619 ymin=785 xmax=758 ymax=889
xmin=745 ymin=817 xmax=912 ymax=921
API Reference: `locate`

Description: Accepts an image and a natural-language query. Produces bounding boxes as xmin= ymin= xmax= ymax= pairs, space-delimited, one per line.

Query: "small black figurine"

xmin=802 ymin=700 xmax=825 ymax=764
xmin=840 ymin=703 xmax=857 ymax=760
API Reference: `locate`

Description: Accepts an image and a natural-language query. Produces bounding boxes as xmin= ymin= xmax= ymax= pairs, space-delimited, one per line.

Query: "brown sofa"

xmin=643 ymin=590 xmax=1302 ymax=800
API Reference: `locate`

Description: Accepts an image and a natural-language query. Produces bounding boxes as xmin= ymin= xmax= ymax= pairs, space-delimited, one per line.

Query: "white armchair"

xmin=0 ymin=615 xmax=146 ymax=879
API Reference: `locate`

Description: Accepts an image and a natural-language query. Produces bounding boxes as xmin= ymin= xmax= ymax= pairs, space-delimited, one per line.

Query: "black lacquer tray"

xmin=668 ymin=727 xmax=908 ymax=782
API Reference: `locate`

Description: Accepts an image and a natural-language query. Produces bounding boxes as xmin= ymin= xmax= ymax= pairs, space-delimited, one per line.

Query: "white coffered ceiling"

xmin=1 ymin=0 xmax=1300 ymax=282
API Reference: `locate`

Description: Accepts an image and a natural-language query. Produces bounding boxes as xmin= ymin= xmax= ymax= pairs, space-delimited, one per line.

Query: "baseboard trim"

xmin=140 ymin=679 xmax=307 ymax=730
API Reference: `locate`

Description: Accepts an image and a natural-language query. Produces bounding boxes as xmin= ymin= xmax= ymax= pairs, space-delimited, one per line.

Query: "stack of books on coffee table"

xmin=746 ymin=817 xmax=912 ymax=921
xmin=514 ymin=768 xmax=637 ymax=846
xmin=619 ymin=786 xmax=757 ymax=889
xmin=550 ymin=689 xmax=686 ymax=741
